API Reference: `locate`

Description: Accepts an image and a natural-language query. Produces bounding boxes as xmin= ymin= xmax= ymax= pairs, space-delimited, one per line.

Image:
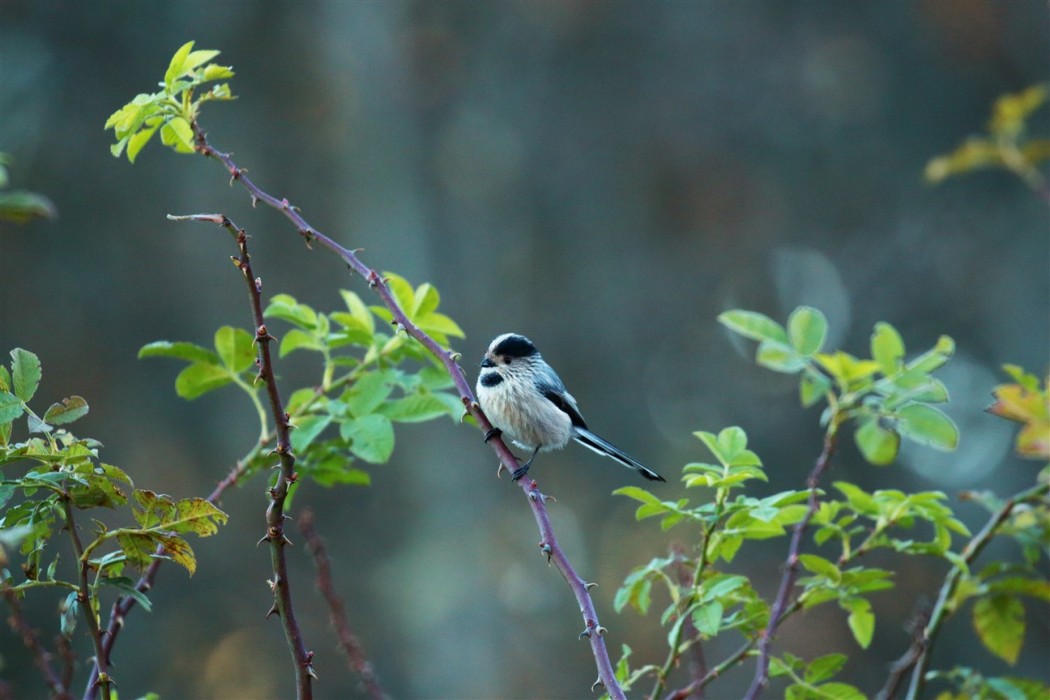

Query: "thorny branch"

xmin=188 ymin=123 xmax=625 ymax=698
xmin=3 ymin=590 xmax=72 ymax=700
xmin=298 ymin=509 xmax=387 ymax=700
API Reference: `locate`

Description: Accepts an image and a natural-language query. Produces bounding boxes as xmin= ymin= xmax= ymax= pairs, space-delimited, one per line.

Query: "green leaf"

xmin=138 ymin=341 xmax=221 ymax=364
xmin=341 ymin=414 xmax=394 ymax=464
xmin=345 ymin=371 xmax=396 ymax=417
xmin=60 ymin=590 xmax=79 ymax=639
xmin=973 ymin=594 xmax=1024 ymax=665
xmin=340 ymin=289 xmax=375 ymax=335
xmin=800 ymin=371 xmax=832 ymax=408
xmin=164 ymin=41 xmax=196 ymax=89
xmin=175 ymin=362 xmax=233 ymax=399
xmin=160 ymin=116 xmax=195 ymax=153
xmin=692 ymin=601 xmax=723 ymax=637
xmin=843 ymin=597 xmax=874 ymax=648
xmin=0 ymin=189 xmax=58 ymax=222
xmin=896 ymin=404 xmax=959 ymax=451
xmin=290 ymin=414 xmax=333 ymax=454
xmin=383 ymin=272 xmax=416 ymax=313
xmin=378 ymin=392 xmax=458 ymax=423
xmin=799 ymin=554 xmax=841 ymax=583
xmin=99 ymin=576 xmax=152 ymax=612
xmin=43 ymin=396 xmax=89 ymax=425
xmin=908 ymin=335 xmax=955 ymax=373
xmin=787 ymin=306 xmax=827 ymax=356
xmin=756 ymin=340 xmax=806 ymax=373
xmin=718 ymin=310 xmax=788 ymax=344
xmin=280 ymin=329 xmax=324 ymax=357
xmin=11 ymin=348 xmax=41 ymax=402
xmin=213 ymin=326 xmax=256 ymax=373
xmin=855 ymin=418 xmax=900 ymax=465
xmin=871 ymin=322 xmax=905 ymax=376
xmin=126 ymin=122 xmax=159 ymax=163
xmin=805 ymin=653 xmax=848 ymax=684
xmin=0 ymin=390 xmax=23 ymax=424
xmin=265 ymin=294 xmax=318 ymax=330
xmin=614 ymin=575 xmax=652 ymax=615
xmin=411 ymin=283 xmax=441 ymax=318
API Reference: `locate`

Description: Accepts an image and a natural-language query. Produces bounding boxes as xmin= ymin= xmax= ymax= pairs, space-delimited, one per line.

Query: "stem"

xmin=62 ymin=499 xmax=111 ymax=700
xmin=2 ymin=590 xmax=72 ymax=699
xmin=225 ymin=219 xmax=315 ymax=699
xmin=188 ymin=127 xmax=626 ymax=696
xmin=743 ymin=420 xmax=840 ymax=700
xmin=298 ymin=509 xmax=387 ymax=700
xmin=900 ymin=480 xmax=1050 ymax=700
xmin=84 ymin=460 xmax=247 ymax=699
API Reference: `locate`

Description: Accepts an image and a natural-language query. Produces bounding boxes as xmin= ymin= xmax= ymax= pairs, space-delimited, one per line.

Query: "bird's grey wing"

xmin=537 ymin=380 xmax=588 ymax=429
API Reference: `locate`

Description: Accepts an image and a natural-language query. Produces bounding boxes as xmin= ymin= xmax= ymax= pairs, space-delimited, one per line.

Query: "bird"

xmin=476 ymin=332 xmax=665 ymax=482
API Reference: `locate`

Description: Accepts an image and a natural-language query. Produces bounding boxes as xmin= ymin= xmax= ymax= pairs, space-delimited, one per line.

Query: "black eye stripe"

xmin=480 ymin=373 xmax=504 ymax=387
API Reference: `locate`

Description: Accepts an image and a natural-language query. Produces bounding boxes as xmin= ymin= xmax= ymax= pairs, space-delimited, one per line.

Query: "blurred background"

xmin=2 ymin=1 xmax=1047 ymax=698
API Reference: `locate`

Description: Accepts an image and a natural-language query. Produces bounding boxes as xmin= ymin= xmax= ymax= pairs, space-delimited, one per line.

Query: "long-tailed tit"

xmin=476 ymin=333 xmax=665 ymax=482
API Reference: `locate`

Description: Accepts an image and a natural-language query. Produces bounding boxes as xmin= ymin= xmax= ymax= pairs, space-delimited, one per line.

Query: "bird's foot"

xmin=483 ymin=427 xmax=502 ymax=443
xmin=511 ymin=464 xmax=530 ymax=481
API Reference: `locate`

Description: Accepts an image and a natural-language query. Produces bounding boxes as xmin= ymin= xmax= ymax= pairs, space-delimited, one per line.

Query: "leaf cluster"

xmin=141 ymin=280 xmax=464 ymax=488
xmin=105 ymin=41 xmax=235 ymax=163
xmin=610 ymin=307 xmax=1047 ymax=699
xmin=0 ymin=348 xmax=227 ymax=644
xmin=925 ymin=84 xmax=1050 ymax=193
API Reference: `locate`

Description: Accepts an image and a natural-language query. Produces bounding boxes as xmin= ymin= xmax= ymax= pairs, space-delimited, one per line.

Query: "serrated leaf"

xmin=341 ymin=414 xmax=394 ymax=464
xmin=138 ymin=340 xmax=221 ymax=364
xmin=60 ymin=591 xmax=79 ymax=639
xmin=378 ymin=392 xmax=457 ymax=423
xmin=871 ymin=322 xmax=905 ymax=376
xmin=264 ymin=294 xmax=318 ymax=330
xmin=280 ymin=329 xmax=324 ymax=357
xmin=126 ymin=123 xmax=159 ymax=163
xmin=897 ymin=404 xmax=959 ymax=451
xmin=855 ymin=418 xmax=900 ymax=466
xmin=11 ymin=348 xmax=41 ymax=402
xmin=692 ymin=601 xmax=723 ymax=637
xmin=787 ymin=306 xmax=827 ymax=356
xmin=973 ymin=594 xmax=1024 ymax=665
xmin=844 ymin=597 xmax=874 ymax=648
xmin=175 ymin=362 xmax=233 ymax=399
xmin=718 ymin=310 xmax=788 ymax=344
xmin=805 ymin=653 xmax=848 ymax=684
xmin=345 ymin=371 xmax=396 ymax=417
xmin=164 ymin=41 xmax=196 ymax=89
xmin=0 ymin=390 xmax=23 ymax=424
xmin=43 ymin=396 xmax=89 ymax=425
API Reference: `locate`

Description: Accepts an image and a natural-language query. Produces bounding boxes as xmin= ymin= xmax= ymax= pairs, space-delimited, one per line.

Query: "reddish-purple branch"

xmin=3 ymin=590 xmax=72 ymax=700
xmin=298 ymin=509 xmax=387 ymax=700
xmin=190 ymin=124 xmax=625 ymax=697
xmin=223 ymin=218 xmax=315 ymax=699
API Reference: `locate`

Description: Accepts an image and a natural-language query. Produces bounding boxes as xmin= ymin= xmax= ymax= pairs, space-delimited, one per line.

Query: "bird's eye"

xmin=504 ymin=357 xmax=512 ymax=365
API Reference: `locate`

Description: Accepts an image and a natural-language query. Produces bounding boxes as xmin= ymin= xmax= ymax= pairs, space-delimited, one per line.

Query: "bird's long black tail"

xmin=572 ymin=428 xmax=665 ymax=482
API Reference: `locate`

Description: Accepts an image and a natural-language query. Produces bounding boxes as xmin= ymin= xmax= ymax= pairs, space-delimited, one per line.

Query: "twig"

xmin=189 ymin=125 xmax=625 ymax=697
xmin=84 ymin=459 xmax=248 ymax=698
xmin=298 ymin=509 xmax=387 ymax=700
xmin=744 ymin=424 xmax=840 ymax=700
xmin=875 ymin=608 xmax=929 ymax=700
xmin=900 ymin=480 xmax=1049 ymax=699
xmin=220 ymin=216 xmax=316 ymax=699
xmin=3 ymin=590 xmax=72 ymax=699
xmin=62 ymin=499 xmax=111 ymax=700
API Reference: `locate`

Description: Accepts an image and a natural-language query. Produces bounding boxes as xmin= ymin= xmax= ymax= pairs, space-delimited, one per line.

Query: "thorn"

xmin=267 ymin=576 xmax=279 ymax=592
xmin=579 ymin=628 xmax=592 ymax=639
xmin=266 ymin=602 xmax=279 ymax=619
xmin=307 ymin=666 xmax=319 ymax=680
xmin=449 ymin=350 xmax=462 ymax=362
xmin=257 ymin=535 xmax=272 ymax=546
xmin=596 ymin=625 xmax=607 ymax=637
xmin=251 ymin=194 xmax=260 ymax=208
xmin=584 ymin=581 xmax=598 ymax=591
xmin=539 ymin=542 xmax=552 ymax=563
xmin=281 ymin=534 xmax=293 ymax=546
xmin=255 ymin=277 xmax=263 ymax=293
xmin=281 ymin=198 xmax=291 ymax=210
xmin=591 ymin=677 xmax=605 ymax=693
xmin=496 ymin=462 xmax=508 ymax=478
xmin=483 ymin=428 xmax=502 ymax=443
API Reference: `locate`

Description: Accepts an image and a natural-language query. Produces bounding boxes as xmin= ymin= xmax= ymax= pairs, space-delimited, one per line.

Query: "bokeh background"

xmin=2 ymin=1 xmax=1048 ymax=698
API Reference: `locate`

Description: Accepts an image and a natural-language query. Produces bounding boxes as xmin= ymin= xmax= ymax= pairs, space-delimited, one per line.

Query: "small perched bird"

xmin=476 ymin=333 xmax=665 ymax=482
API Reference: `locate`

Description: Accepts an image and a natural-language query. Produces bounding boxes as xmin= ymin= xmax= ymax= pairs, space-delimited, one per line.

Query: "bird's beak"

xmin=480 ymin=357 xmax=496 ymax=368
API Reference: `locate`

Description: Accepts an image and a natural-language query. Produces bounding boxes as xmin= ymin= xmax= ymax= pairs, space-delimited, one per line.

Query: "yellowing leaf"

xmin=988 ymin=373 xmax=1050 ymax=460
